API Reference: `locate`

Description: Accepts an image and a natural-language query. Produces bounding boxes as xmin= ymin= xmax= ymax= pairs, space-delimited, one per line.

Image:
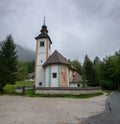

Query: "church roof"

xmin=43 ymin=50 xmax=70 ymax=67
xmin=35 ymin=24 xmax=52 ymax=44
xmin=70 ymin=72 xmax=82 ymax=83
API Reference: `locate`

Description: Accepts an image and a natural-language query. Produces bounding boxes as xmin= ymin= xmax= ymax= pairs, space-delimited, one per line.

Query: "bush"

xmin=100 ymin=80 xmax=114 ymax=90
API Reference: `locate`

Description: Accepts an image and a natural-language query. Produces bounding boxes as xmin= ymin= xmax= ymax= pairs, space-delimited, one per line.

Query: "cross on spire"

xmin=43 ymin=16 xmax=46 ymax=25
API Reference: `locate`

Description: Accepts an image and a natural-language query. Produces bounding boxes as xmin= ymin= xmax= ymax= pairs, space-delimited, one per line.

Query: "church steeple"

xmin=40 ymin=24 xmax=48 ymax=34
xmin=40 ymin=16 xmax=48 ymax=34
xmin=35 ymin=19 xmax=52 ymax=87
xmin=35 ymin=18 xmax=52 ymax=44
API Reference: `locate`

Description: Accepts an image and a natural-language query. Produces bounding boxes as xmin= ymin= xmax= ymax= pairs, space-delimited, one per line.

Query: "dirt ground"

xmin=0 ymin=94 xmax=107 ymax=124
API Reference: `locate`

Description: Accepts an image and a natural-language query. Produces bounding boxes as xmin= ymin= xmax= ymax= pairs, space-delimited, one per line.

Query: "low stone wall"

xmin=15 ymin=86 xmax=102 ymax=95
xmin=35 ymin=87 xmax=102 ymax=95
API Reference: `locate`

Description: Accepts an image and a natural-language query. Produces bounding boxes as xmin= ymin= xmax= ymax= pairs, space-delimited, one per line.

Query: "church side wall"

xmin=45 ymin=65 xmax=59 ymax=87
xmin=51 ymin=65 xmax=59 ymax=87
xmin=45 ymin=66 xmax=51 ymax=87
xmin=44 ymin=65 xmax=74 ymax=88
xmin=59 ymin=65 xmax=69 ymax=87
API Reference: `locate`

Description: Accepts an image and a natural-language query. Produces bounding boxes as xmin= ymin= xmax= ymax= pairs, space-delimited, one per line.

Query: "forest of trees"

xmin=71 ymin=50 xmax=120 ymax=90
xmin=16 ymin=61 xmax=35 ymax=81
xmin=0 ymin=35 xmax=120 ymax=92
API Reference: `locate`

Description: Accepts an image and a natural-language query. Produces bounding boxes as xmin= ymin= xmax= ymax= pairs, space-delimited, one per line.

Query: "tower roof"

xmin=43 ymin=50 xmax=70 ymax=67
xmin=35 ymin=23 xmax=52 ymax=44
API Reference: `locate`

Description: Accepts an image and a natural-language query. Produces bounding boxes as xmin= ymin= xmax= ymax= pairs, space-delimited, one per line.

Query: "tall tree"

xmin=93 ymin=56 xmax=101 ymax=86
xmin=71 ymin=60 xmax=82 ymax=74
xmin=93 ymin=56 xmax=101 ymax=65
xmin=27 ymin=60 xmax=35 ymax=73
xmin=16 ymin=61 xmax=28 ymax=81
xmin=0 ymin=35 xmax=17 ymax=92
xmin=83 ymin=55 xmax=97 ymax=86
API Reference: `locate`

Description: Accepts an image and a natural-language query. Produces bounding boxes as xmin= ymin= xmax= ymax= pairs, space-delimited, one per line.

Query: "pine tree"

xmin=93 ymin=56 xmax=101 ymax=65
xmin=0 ymin=35 xmax=17 ymax=92
xmin=83 ymin=55 xmax=97 ymax=86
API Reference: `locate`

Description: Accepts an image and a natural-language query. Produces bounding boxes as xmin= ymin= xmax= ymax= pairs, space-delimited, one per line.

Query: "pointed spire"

xmin=35 ymin=18 xmax=52 ymax=44
xmin=40 ymin=16 xmax=48 ymax=33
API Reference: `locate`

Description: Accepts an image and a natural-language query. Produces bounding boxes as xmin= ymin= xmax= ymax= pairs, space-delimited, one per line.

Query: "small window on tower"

xmin=40 ymin=41 xmax=44 ymax=47
xmin=52 ymin=73 xmax=57 ymax=78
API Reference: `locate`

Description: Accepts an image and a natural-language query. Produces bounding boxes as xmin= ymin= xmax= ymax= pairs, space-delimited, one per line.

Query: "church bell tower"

xmin=35 ymin=19 xmax=52 ymax=87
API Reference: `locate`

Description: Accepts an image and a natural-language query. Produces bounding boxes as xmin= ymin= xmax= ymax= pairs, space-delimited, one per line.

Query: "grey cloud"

xmin=0 ymin=0 xmax=120 ymax=62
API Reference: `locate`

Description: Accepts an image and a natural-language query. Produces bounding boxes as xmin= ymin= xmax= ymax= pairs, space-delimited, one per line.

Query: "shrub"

xmin=100 ymin=80 xmax=114 ymax=90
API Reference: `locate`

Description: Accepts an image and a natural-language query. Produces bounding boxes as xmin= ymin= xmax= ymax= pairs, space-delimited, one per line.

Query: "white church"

xmin=34 ymin=21 xmax=82 ymax=87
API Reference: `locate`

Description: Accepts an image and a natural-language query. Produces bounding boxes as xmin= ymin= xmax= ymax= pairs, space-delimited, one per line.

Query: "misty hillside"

xmin=0 ymin=41 xmax=35 ymax=62
xmin=16 ymin=44 xmax=35 ymax=61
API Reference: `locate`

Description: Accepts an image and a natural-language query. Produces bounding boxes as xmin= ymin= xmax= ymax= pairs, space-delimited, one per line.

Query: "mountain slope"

xmin=0 ymin=41 xmax=35 ymax=61
xmin=16 ymin=44 xmax=35 ymax=61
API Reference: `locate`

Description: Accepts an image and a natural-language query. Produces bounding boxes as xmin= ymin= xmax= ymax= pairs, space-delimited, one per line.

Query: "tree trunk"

xmin=0 ymin=86 xmax=3 ymax=93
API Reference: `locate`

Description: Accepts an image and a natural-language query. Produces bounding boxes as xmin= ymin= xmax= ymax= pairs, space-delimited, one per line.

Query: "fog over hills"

xmin=0 ymin=41 xmax=35 ymax=62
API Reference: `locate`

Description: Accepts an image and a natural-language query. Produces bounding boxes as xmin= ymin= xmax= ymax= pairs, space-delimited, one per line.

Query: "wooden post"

xmin=22 ymin=86 xmax=25 ymax=94
xmin=33 ymin=85 xmax=35 ymax=94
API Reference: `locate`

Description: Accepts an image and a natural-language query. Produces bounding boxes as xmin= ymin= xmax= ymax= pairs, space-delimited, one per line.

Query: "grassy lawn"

xmin=3 ymin=81 xmax=34 ymax=94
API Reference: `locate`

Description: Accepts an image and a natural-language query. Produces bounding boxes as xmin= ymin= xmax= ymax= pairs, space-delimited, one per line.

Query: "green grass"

xmin=24 ymin=90 xmax=103 ymax=98
xmin=3 ymin=81 xmax=34 ymax=94
xmin=102 ymin=90 xmax=113 ymax=95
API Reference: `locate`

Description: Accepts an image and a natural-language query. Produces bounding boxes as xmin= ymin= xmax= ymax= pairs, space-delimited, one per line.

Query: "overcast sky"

xmin=0 ymin=0 xmax=120 ymax=62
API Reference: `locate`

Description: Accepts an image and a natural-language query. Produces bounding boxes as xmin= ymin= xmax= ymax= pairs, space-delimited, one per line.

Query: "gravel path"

xmin=0 ymin=94 xmax=107 ymax=124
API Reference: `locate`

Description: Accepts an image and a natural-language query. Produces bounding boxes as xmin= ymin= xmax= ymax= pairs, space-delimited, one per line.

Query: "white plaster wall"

xmin=37 ymin=39 xmax=47 ymax=65
xmin=45 ymin=67 xmax=50 ymax=87
xmin=38 ymin=39 xmax=46 ymax=53
xmin=69 ymin=83 xmax=78 ymax=87
xmin=69 ymin=83 xmax=83 ymax=87
xmin=35 ymin=66 xmax=44 ymax=87
xmin=51 ymin=65 xmax=59 ymax=87
xmin=45 ymin=65 xmax=59 ymax=87
xmin=37 ymin=54 xmax=46 ymax=66
xmin=69 ymin=70 xmax=73 ymax=82
xmin=48 ymin=42 xmax=51 ymax=57
xmin=70 ymin=70 xmax=72 ymax=77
